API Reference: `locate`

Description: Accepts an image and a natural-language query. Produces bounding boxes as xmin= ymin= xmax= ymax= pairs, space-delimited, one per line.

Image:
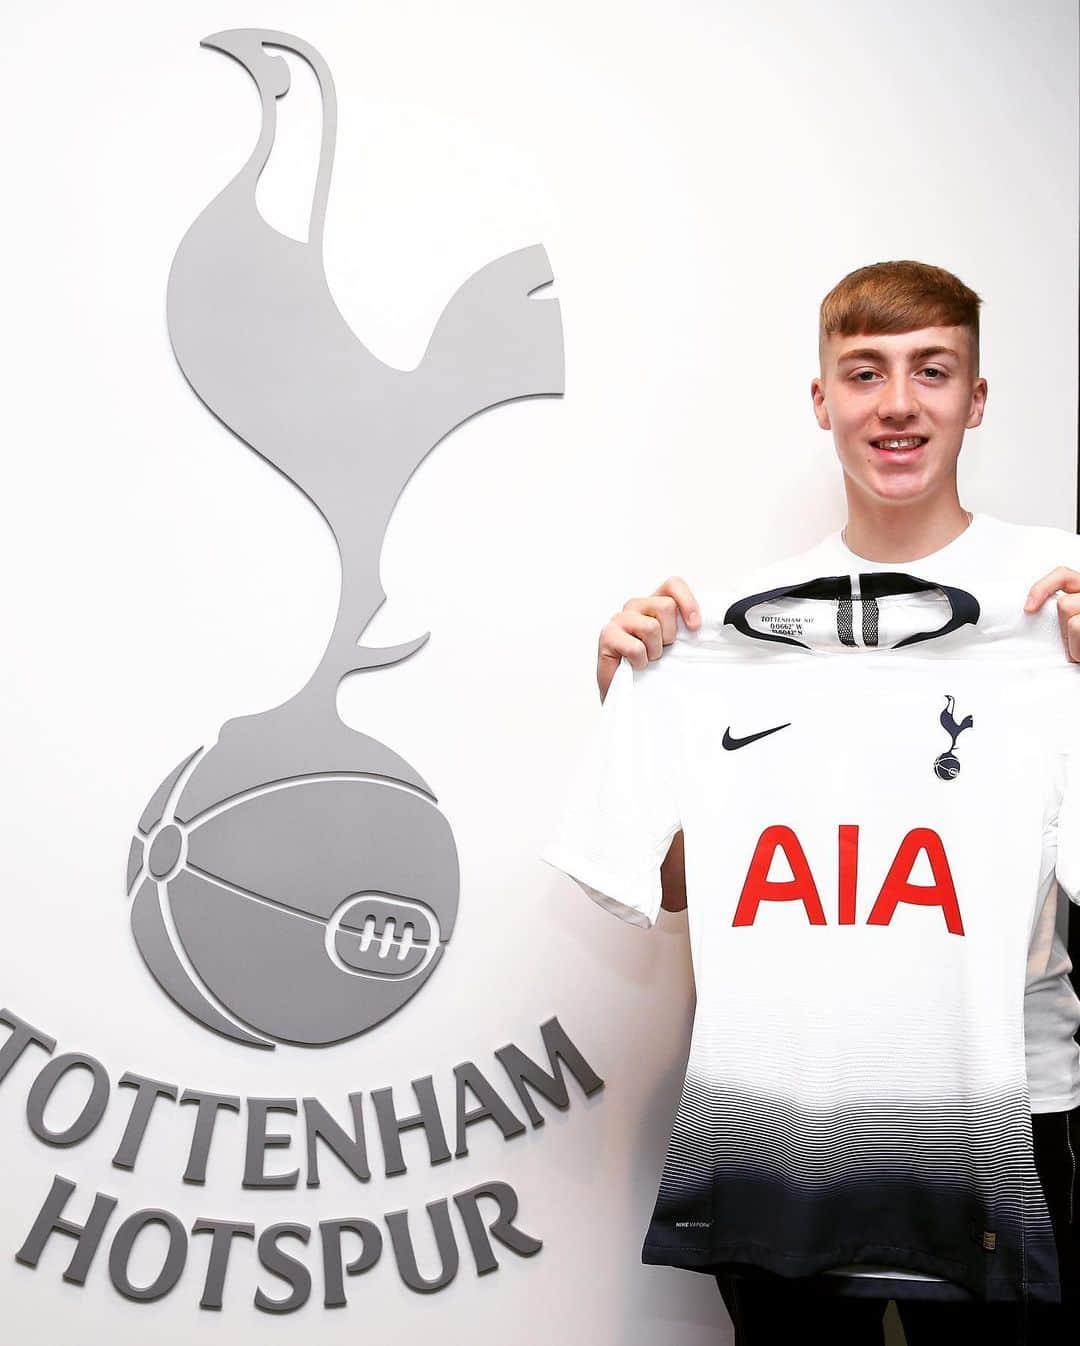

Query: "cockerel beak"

xmin=199 ymin=30 xmax=291 ymax=99
xmin=201 ymin=30 xmax=244 ymax=59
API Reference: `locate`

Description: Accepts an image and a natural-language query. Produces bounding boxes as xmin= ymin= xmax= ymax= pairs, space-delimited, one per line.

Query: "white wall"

xmin=0 ymin=1 xmax=1075 ymax=1342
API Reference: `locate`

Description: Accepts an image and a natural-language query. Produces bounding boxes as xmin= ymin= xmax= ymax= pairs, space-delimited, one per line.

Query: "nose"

xmin=875 ymin=374 xmax=921 ymax=424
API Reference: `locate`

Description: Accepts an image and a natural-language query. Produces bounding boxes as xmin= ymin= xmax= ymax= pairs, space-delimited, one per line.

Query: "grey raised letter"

xmin=303 ymin=1094 xmax=369 ymax=1187
xmin=454 ymin=1180 xmax=542 ymax=1274
xmin=192 ymin=1218 xmax=256 ymax=1310
xmin=319 ymin=1217 xmax=382 ymax=1308
xmin=112 ymin=1073 xmax=179 ymax=1170
xmin=244 ymin=1097 xmax=299 ymax=1188
xmin=0 ymin=1009 xmax=55 ymax=1086
xmin=27 ymin=1054 xmax=110 ymax=1147
xmin=108 ymin=1208 xmax=188 ymax=1302
xmin=495 ymin=1016 xmax=605 ymax=1126
xmin=384 ymin=1198 xmax=458 ymax=1293
xmin=15 ymin=1176 xmax=118 ymax=1284
xmin=255 ymin=1223 xmax=311 ymax=1313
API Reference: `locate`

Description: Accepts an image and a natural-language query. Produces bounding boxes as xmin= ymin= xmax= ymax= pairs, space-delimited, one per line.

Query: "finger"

xmin=623 ymin=593 xmax=682 ymax=645
xmin=1061 ymin=613 xmax=1077 ymax=664
xmin=1057 ymin=592 xmax=1080 ymax=633
xmin=1024 ymin=566 xmax=1080 ymax=611
xmin=650 ymin=575 xmax=701 ymax=629
xmin=613 ymin=610 xmax=667 ymax=663
xmin=1058 ymin=595 xmax=1080 ymax=664
xmin=596 ymin=627 xmax=649 ymax=701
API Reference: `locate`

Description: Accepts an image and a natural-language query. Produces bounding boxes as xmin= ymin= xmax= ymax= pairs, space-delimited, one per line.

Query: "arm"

xmin=660 ymin=827 xmax=687 ymax=912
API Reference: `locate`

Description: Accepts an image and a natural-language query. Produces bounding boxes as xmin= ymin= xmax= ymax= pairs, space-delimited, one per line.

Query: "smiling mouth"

xmin=871 ymin=436 xmax=928 ymax=453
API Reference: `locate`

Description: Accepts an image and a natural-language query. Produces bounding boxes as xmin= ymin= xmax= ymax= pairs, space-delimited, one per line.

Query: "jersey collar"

xmin=723 ymin=572 xmax=981 ymax=652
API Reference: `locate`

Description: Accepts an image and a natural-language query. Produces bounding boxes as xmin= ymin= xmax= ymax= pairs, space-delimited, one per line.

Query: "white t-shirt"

xmin=539 ymin=511 xmax=1080 ymax=1305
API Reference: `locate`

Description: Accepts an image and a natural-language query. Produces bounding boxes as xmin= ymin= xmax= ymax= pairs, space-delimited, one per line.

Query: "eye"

xmin=852 ymin=370 xmax=878 ymax=382
xmin=921 ymin=367 xmax=946 ymax=379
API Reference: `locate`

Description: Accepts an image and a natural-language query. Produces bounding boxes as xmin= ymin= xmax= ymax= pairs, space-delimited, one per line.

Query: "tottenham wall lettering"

xmin=4 ymin=29 xmax=600 ymax=1314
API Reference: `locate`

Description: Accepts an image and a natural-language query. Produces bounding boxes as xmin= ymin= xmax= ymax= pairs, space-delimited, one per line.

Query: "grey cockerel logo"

xmin=125 ymin=30 xmax=563 ymax=1048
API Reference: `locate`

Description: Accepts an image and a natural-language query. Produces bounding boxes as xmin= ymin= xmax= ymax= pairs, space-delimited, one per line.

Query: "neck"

xmin=840 ymin=495 xmax=972 ymax=563
xmin=237 ymin=92 xmax=277 ymax=185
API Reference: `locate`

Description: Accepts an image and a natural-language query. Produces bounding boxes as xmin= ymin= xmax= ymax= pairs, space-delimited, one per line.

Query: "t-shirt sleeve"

xmin=538 ymin=656 xmax=682 ymax=929
xmin=1055 ymin=738 xmax=1080 ymax=906
xmin=1047 ymin=544 xmax=1080 ymax=904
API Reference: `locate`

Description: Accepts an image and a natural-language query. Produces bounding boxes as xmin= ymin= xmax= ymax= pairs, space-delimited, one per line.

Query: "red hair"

xmin=819 ymin=260 xmax=982 ymax=377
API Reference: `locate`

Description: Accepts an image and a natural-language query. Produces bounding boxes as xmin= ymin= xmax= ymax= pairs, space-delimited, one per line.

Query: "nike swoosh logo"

xmin=722 ymin=723 xmax=792 ymax=750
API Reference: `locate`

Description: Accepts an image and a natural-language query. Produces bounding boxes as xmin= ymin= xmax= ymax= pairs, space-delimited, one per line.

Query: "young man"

xmin=573 ymin=261 xmax=1080 ymax=1342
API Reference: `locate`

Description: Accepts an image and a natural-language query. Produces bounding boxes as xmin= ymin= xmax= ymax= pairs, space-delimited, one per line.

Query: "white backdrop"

xmin=0 ymin=2 xmax=1076 ymax=1343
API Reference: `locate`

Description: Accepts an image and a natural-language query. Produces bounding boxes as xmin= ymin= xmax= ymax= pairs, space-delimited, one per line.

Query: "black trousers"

xmin=714 ymin=1104 xmax=1079 ymax=1345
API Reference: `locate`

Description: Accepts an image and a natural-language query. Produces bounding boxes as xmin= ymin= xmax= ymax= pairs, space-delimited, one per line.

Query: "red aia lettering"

xmin=732 ymin=825 xmax=826 ymax=926
xmin=732 ymin=824 xmax=963 ymax=934
xmin=866 ymin=826 xmax=963 ymax=934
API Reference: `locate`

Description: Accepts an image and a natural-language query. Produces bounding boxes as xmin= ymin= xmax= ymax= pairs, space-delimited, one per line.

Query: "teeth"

xmin=875 ymin=437 xmax=923 ymax=448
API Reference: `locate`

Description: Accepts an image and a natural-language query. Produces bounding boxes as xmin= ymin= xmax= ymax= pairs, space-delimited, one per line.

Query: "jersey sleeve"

xmin=539 ymin=656 xmax=682 ymax=929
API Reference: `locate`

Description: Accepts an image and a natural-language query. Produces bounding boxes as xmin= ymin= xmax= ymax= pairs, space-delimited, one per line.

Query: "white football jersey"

xmin=540 ymin=512 xmax=1080 ymax=1306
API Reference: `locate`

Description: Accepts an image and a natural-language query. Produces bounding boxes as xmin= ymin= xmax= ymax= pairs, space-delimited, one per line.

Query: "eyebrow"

xmin=836 ymin=345 xmax=961 ymax=365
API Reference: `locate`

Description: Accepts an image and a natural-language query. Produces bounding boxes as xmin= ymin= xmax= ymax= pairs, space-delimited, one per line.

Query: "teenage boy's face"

xmin=810 ymin=326 xmax=987 ymax=507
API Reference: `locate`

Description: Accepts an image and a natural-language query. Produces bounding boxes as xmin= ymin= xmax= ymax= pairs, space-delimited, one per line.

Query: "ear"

xmin=810 ymin=376 xmax=831 ymax=431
